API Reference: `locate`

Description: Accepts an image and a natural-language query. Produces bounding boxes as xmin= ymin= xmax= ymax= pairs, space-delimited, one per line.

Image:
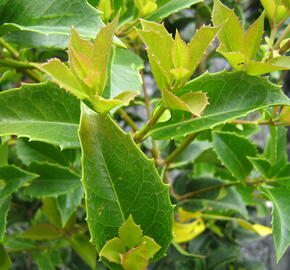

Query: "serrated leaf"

xmin=34 ymin=59 xmax=87 ymax=99
xmin=243 ymin=12 xmax=265 ymax=60
xmin=139 ymin=235 xmax=161 ymax=259
xmin=187 ymin=25 xmax=220 ymax=71
xmin=0 ymin=166 xmax=38 ymax=198
xmin=121 ymin=243 xmax=148 ymax=270
xmin=212 ymin=131 xmax=257 ymax=181
xmin=70 ymin=233 xmax=97 ymax=270
xmin=119 ymin=215 xmax=143 ymax=249
xmin=147 ymin=0 xmax=204 ymax=21
xmin=0 ymin=0 xmax=104 ymax=48
xmin=18 ymin=224 xmax=62 ymax=240
xmin=261 ymin=186 xmax=290 ymax=261
xmin=0 ymin=197 xmax=10 ymax=242
xmin=79 ymin=103 xmax=173 ymax=259
xmin=100 ymin=238 xmax=125 ymax=264
xmin=0 ymin=244 xmax=12 ymax=270
xmin=212 ymin=0 xmax=243 ymax=52
xmin=24 ymin=162 xmax=81 ymax=198
xmin=149 ymin=71 xmax=290 ymax=140
xmin=0 ymin=82 xmax=80 ymax=149
xmin=246 ymin=59 xmax=290 ymax=76
xmin=16 ymin=138 xmax=75 ymax=167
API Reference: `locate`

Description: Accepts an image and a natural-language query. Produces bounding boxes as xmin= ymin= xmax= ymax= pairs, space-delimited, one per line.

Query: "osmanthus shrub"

xmin=0 ymin=0 xmax=290 ymax=269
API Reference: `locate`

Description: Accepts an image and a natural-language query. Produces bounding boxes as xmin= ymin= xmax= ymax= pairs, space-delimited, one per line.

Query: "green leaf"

xmin=16 ymin=138 xmax=75 ymax=167
xmin=79 ymin=103 xmax=174 ymax=259
xmin=147 ymin=0 xmax=204 ymax=21
xmin=33 ymin=250 xmax=56 ymax=270
xmin=247 ymin=157 xmax=271 ymax=178
xmin=0 ymin=0 xmax=104 ymax=47
xmin=56 ymin=186 xmax=83 ymax=227
xmin=42 ymin=197 xmax=62 ymax=228
xmin=70 ymin=233 xmax=97 ymax=270
xmin=149 ymin=71 xmax=290 ymax=140
xmin=212 ymin=0 xmax=243 ymax=52
xmin=180 ymin=177 xmax=248 ymax=218
xmin=0 ymin=165 xmax=38 ymax=198
xmin=24 ymin=162 xmax=81 ymax=198
xmin=212 ymin=132 xmax=257 ymax=181
xmin=119 ymin=215 xmax=143 ymax=249
xmin=0 ymin=245 xmax=12 ymax=270
xmin=0 ymin=197 xmax=10 ymax=242
xmin=18 ymin=224 xmax=62 ymax=240
xmin=0 ymin=82 xmax=80 ymax=149
xmin=264 ymin=126 xmax=287 ymax=172
xmin=246 ymin=59 xmax=290 ymax=76
xmin=261 ymin=186 xmax=290 ymax=261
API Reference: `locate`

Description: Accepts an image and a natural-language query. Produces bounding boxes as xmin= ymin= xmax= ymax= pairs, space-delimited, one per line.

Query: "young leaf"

xmin=79 ymin=103 xmax=174 ymax=259
xmin=243 ymin=12 xmax=265 ymax=60
xmin=34 ymin=58 xmax=88 ymax=99
xmin=0 ymin=82 xmax=80 ymax=149
xmin=261 ymin=186 xmax=290 ymax=261
xmin=0 ymin=166 xmax=38 ymax=198
xmin=212 ymin=0 xmax=243 ymax=52
xmin=100 ymin=238 xmax=126 ymax=264
xmin=118 ymin=215 xmax=143 ymax=249
xmin=24 ymin=162 xmax=81 ymax=198
xmin=149 ymin=71 xmax=290 ymax=140
xmin=212 ymin=132 xmax=257 ymax=181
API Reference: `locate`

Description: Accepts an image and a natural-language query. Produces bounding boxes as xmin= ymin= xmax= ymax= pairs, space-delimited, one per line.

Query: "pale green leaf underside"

xmin=0 ymin=82 xmax=80 ymax=149
xmin=79 ymin=103 xmax=174 ymax=259
xmin=150 ymin=71 xmax=290 ymax=139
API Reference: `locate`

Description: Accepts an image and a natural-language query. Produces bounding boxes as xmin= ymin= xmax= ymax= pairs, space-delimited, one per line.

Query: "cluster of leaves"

xmin=0 ymin=0 xmax=290 ymax=269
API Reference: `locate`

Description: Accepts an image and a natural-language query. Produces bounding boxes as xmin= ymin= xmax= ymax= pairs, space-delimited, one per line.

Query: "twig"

xmin=0 ymin=37 xmax=19 ymax=58
xmin=164 ymin=133 xmax=199 ymax=166
xmin=119 ymin=108 xmax=139 ymax=132
xmin=133 ymin=103 xmax=166 ymax=143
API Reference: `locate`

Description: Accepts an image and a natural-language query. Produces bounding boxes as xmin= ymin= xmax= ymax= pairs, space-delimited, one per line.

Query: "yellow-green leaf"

xmin=163 ymin=89 xmax=208 ymax=116
xmin=90 ymin=91 xmax=137 ymax=114
xmin=243 ymin=12 xmax=265 ymax=60
xmin=33 ymin=59 xmax=87 ymax=99
xmin=217 ymin=51 xmax=246 ymax=71
xmin=237 ymin=220 xmax=272 ymax=236
xmin=212 ymin=0 xmax=243 ymax=52
xmin=187 ymin=25 xmax=220 ymax=72
xmin=93 ymin=16 xmax=119 ymax=95
xmin=119 ymin=215 xmax=143 ymax=249
xmin=246 ymin=60 xmax=290 ymax=75
xmin=99 ymin=237 xmax=125 ymax=264
xmin=139 ymin=235 xmax=161 ymax=259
